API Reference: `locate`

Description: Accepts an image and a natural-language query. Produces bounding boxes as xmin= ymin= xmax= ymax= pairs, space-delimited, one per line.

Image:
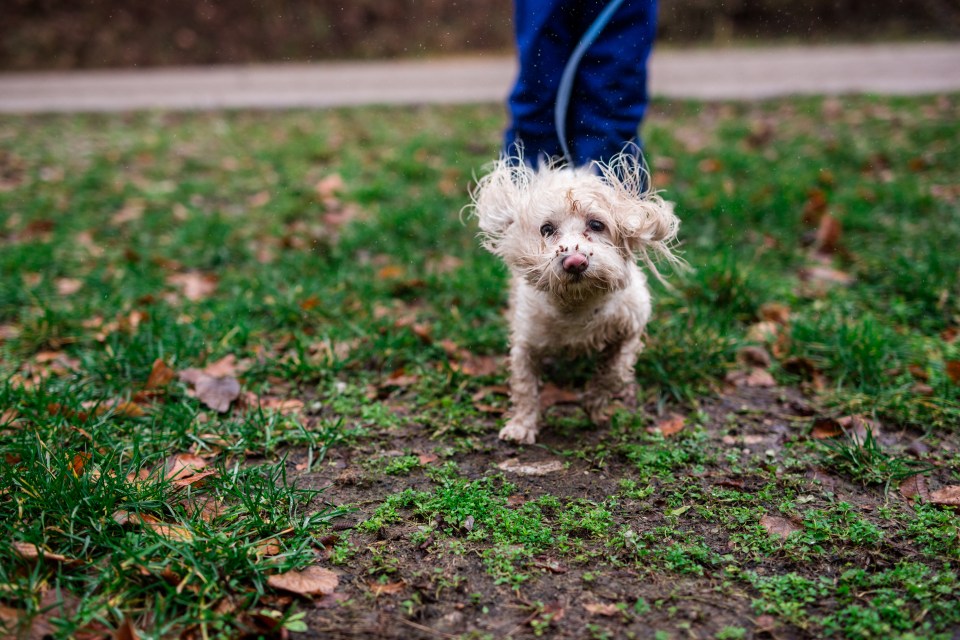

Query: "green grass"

xmin=2 ymin=95 xmax=960 ymax=637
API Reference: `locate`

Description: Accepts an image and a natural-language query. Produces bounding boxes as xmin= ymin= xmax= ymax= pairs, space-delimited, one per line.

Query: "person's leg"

xmin=565 ymin=0 xmax=658 ymax=167
xmin=504 ymin=0 xmax=585 ymax=165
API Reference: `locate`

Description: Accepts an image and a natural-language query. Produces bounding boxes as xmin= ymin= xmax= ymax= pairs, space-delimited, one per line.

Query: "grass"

xmin=1 ymin=95 xmax=959 ymax=638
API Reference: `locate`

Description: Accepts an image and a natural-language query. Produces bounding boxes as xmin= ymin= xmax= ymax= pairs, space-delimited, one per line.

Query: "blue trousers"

xmin=504 ymin=0 xmax=658 ymax=167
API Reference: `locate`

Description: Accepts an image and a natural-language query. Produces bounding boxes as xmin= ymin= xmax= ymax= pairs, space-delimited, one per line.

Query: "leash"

xmin=554 ymin=0 xmax=627 ymax=164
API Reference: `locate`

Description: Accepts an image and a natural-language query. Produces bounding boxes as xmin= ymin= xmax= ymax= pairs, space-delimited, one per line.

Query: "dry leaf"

xmin=759 ymin=303 xmax=791 ymax=324
xmin=738 ymin=346 xmax=772 ymax=368
xmin=12 ymin=541 xmax=80 ymax=565
xmin=451 ymin=352 xmax=500 ymax=377
xmin=254 ymin=538 xmax=282 ymax=557
xmin=71 ymin=452 xmax=92 ymax=476
xmin=539 ymin=384 xmax=580 ymax=410
xmin=179 ymin=369 xmax=241 ymax=413
xmin=55 ymin=277 xmax=83 ymax=295
xmin=417 ymin=453 xmax=438 ymax=465
xmin=760 ymin=514 xmax=800 ymax=540
xmin=726 ymin=368 xmax=776 ymax=388
xmin=584 ymin=603 xmax=621 ymax=617
xmin=946 ymin=361 xmax=960 ymax=385
xmin=929 ymin=485 xmax=960 ymax=506
xmin=376 ymin=265 xmax=404 ymax=280
xmin=368 ymin=580 xmax=405 ymax=596
xmin=114 ymin=617 xmax=140 ymax=640
xmin=144 ymin=358 xmax=176 ymax=390
xmin=167 ymin=272 xmax=218 ymax=301
xmin=497 ymin=458 xmax=564 ymax=476
xmin=746 ymin=320 xmax=781 ymax=344
xmin=798 ymin=265 xmax=854 ymax=286
xmin=267 ymin=566 xmax=339 ymax=597
xmin=814 ymin=214 xmax=842 ymax=255
xmin=202 ymin=354 xmax=239 ymax=378
xmin=164 ymin=453 xmax=208 ymax=479
xmin=899 ymin=475 xmax=930 ymax=505
xmin=811 ymin=418 xmax=843 ymax=439
xmin=648 ymin=414 xmax=685 ymax=437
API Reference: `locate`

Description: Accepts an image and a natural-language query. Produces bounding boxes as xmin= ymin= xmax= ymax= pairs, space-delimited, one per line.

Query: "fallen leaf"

xmin=814 ymin=214 xmax=842 ymax=255
xmin=115 ymin=512 xmax=193 ymax=542
xmin=539 ymin=384 xmax=580 ymax=410
xmin=376 ymin=265 xmax=404 ymax=280
xmin=946 ymin=361 xmax=960 ymax=385
xmin=798 ymin=265 xmax=854 ymax=286
xmin=811 ymin=418 xmax=843 ymax=439
xmin=12 ymin=541 xmax=80 ymax=565
xmin=451 ymin=352 xmax=500 ymax=377
xmin=380 ymin=369 xmax=419 ymax=389
xmin=71 ymin=451 xmax=92 ymax=476
xmin=164 ymin=453 xmax=208 ymax=479
xmin=801 ymin=188 xmax=828 ymax=225
xmin=759 ymin=302 xmax=791 ymax=324
xmin=584 ymin=603 xmax=621 ymax=617
xmin=368 ymin=580 xmax=405 ymax=596
xmin=111 ymin=200 xmax=145 ymax=226
xmin=202 ymin=354 xmax=239 ymax=378
xmin=254 ymin=538 xmax=282 ymax=557
xmin=55 ymin=277 xmax=83 ymax=296
xmin=746 ymin=320 xmax=781 ymax=344
xmin=738 ymin=346 xmax=771 ymax=368
xmin=114 ymin=617 xmax=140 ymax=640
xmin=267 ymin=566 xmax=339 ymax=597
xmin=144 ymin=358 xmax=176 ymax=390
xmin=497 ymin=458 xmax=564 ymax=476
xmin=648 ymin=414 xmax=685 ymax=437
xmin=167 ymin=272 xmax=218 ymax=301
xmin=179 ymin=369 xmax=241 ymax=413
xmin=417 ymin=453 xmax=438 ymax=465
xmin=725 ymin=368 xmax=776 ymax=388
xmin=899 ymin=475 xmax=930 ymax=505
xmin=760 ymin=514 xmax=800 ymax=540
xmin=929 ymin=485 xmax=960 ymax=506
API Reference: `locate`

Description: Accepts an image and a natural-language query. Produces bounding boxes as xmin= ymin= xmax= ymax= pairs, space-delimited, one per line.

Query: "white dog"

xmin=471 ymin=150 xmax=681 ymax=444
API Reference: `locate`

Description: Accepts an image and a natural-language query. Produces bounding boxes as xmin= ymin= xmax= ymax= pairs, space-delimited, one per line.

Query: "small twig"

xmin=398 ymin=618 xmax=456 ymax=639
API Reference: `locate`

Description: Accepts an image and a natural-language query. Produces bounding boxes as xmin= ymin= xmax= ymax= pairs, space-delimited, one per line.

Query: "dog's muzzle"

xmin=561 ymin=253 xmax=589 ymax=275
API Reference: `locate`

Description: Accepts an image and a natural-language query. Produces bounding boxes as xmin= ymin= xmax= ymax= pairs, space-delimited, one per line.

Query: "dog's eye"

xmin=588 ymin=220 xmax=605 ymax=232
xmin=540 ymin=223 xmax=555 ymax=237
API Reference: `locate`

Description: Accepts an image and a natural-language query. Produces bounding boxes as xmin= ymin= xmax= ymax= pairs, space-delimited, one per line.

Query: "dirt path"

xmin=1 ymin=42 xmax=958 ymax=113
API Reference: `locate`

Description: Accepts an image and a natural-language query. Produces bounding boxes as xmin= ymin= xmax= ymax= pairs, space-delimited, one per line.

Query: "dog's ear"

xmin=597 ymin=150 xmax=684 ymax=279
xmin=469 ymin=156 xmax=531 ymax=255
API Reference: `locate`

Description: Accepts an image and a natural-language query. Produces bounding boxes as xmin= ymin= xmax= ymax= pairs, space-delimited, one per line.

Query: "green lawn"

xmin=1 ymin=96 xmax=959 ymax=639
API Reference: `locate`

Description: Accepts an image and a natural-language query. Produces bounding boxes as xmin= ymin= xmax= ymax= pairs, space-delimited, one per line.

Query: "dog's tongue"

xmin=562 ymin=253 xmax=589 ymax=274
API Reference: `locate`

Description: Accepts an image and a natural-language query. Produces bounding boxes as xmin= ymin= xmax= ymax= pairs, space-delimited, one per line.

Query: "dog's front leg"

xmin=584 ymin=333 xmax=642 ymax=425
xmin=499 ymin=342 xmax=541 ymax=444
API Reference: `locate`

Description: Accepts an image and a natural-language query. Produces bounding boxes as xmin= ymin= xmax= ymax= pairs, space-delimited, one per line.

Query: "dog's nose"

xmin=562 ymin=253 xmax=589 ymax=274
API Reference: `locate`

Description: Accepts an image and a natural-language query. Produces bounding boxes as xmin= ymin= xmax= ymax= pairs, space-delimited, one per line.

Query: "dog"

xmin=470 ymin=149 xmax=681 ymax=444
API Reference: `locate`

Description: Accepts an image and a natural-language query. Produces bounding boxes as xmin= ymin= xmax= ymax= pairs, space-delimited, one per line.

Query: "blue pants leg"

xmin=504 ymin=0 xmax=657 ymax=167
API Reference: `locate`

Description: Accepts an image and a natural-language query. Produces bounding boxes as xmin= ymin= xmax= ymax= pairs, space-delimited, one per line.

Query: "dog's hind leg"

xmin=499 ymin=343 xmax=541 ymax=444
xmin=583 ymin=333 xmax=642 ymax=424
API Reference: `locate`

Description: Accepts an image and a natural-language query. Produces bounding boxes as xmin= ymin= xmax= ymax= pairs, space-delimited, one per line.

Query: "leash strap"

xmin=554 ymin=0 xmax=627 ymax=165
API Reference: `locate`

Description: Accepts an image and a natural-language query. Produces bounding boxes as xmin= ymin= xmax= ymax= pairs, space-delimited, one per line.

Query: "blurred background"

xmin=3 ymin=0 xmax=957 ymax=71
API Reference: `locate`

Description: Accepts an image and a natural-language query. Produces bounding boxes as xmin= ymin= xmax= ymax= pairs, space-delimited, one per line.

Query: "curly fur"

xmin=469 ymin=149 xmax=682 ymax=444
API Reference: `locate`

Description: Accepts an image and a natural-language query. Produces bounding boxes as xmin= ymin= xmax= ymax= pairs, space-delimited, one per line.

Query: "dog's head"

xmin=470 ymin=150 xmax=681 ymax=304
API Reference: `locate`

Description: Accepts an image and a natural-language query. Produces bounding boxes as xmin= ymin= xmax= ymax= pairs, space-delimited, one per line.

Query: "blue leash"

xmin=554 ymin=0 xmax=627 ymax=165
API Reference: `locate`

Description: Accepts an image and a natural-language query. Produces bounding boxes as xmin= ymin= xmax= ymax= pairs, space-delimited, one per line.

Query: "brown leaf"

xmin=738 ymin=346 xmax=771 ymax=368
xmin=202 ymin=354 xmax=239 ymax=378
xmin=746 ymin=320 xmax=781 ymax=344
xmin=71 ymin=452 xmax=92 ymax=476
xmin=648 ymin=414 xmax=685 ymax=437
xmin=164 ymin=453 xmax=208 ymax=479
xmin=760 ymin=514 xmax=800 ymax=540
xmin=55 ymin=277 xmax=83 ymax=296
xmin=144 ymin=358 xmax=176 ymax=390
xmin=376 ymin=265 xmax=404 ymax=280
xmin=801 ymin=188 xmax=828 ymax=226
xmin=811 ymin=418 xmax=844 ymax=439
xmin=167 ymin=272 xmax=218 ymax=301
xmin=451 ymin=352 xmax=500 ymax=377
xmin=497 ymin=458 xmax=564 ymax=476
xmin=111 ymin=200 xmax=145 ymax=226
xmin=179 ymin=369 xmax=241 ymax=413
xmin=114 ymin=617 xmax=140 ymax=640
xmin=267 ymin=565 xmax=339 ymax=597
xmin=584 ymin=603 xmax=621 ymax=617
xmin=254 ymin=538 xmax=282 ymax=557
xmin=814 ymin=214 xmax=842 ymax=255
xmin=12 ymin=541 xmax=80 ymax=565
xmin=120 ymin=513 xmax=193 ymax=542
xmin=417 ymin=453 xmax=438 ymax=465
xmin=929 ymin=485 xmax=960 ymax=506
xmin=725 ymin=368 xmax=776 ymax=388
xmin=368 ymin=580 xmax=405 ymax=596
xmin=946 ymin=360 xmax=960 ymax=385
xmin=380 ymin=369 xmax=419 ymax=389
xmin=759 ymin=302 xmax=791 ymax=324
xmin=539 ymin=384 xmax=580 ymax=410
xmin=798 ymin=265 xmax=854 ymax=286
xmin=899 ymin=475 xmax=930 ymax=505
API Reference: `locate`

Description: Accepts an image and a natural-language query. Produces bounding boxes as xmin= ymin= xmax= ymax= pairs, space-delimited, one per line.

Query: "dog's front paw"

xmin=499 ymin=419 xmax=538 ymax=444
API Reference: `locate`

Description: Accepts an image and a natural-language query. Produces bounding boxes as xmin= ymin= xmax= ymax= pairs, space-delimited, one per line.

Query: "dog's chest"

xmin=516 ymin=290 xmax=646 ymax=354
